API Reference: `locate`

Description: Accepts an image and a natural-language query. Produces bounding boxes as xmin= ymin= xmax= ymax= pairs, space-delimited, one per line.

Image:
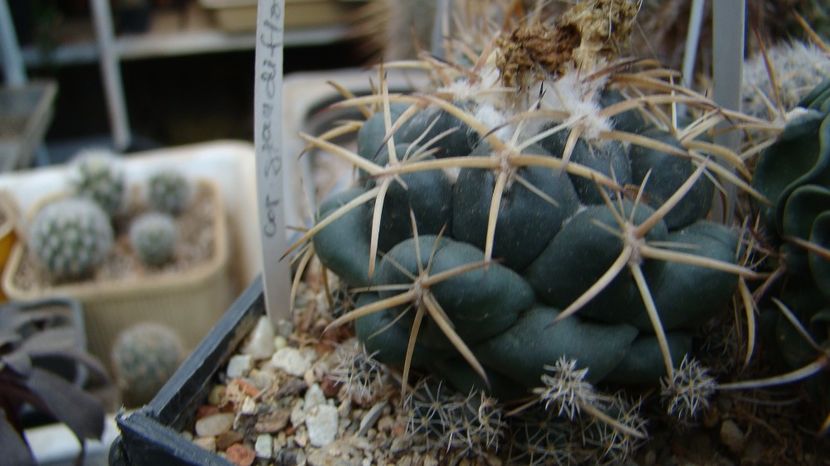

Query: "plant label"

xmin=255 ymin=0 xmax=291 ymax=322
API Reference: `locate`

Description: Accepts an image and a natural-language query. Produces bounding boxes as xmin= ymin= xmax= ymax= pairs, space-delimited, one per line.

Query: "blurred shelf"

xmin=21 ymin=5 xmax=350 ymax=67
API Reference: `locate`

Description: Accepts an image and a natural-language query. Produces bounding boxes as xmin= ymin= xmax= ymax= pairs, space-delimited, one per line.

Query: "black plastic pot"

xmin=110 ymin=277 xmax=265 ymax=466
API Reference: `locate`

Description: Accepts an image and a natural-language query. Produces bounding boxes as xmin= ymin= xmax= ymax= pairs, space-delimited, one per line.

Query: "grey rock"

xmin=226 ymin=354 xmax=254 ymax=379
xmin=242 ymin=316 xmax=276 ymax=359
xmin=306 ymin=405 xmax=339 ymax=447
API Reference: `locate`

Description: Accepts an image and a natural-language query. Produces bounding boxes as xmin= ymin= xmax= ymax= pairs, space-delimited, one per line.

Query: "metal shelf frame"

xmin=1 ymin=0 xmax=349 ymax=152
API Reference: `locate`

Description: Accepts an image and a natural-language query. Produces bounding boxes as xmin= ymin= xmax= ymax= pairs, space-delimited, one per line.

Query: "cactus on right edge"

xmin=29 ymin=197 xmax=114 ymax=280
xmin=147 ymin=170 xmax=191 ymax=215
xmin=129 ymin=212 xmax=178 ymax=267
xmin=746 ymin=78 xmax=830 ymax=432
xmin=111 ymin=322 xmax=185 ymax=407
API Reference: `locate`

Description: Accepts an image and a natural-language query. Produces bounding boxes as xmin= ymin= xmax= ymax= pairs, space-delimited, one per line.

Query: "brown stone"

xmin=321 ymin=376 xmax=341 ymax=398
xmin=196 ymin=405 xmax=219 ymax=420
xmin=255 ymin=410 xmax=290 ymax=433
xmin=314 ymin=340 xmax=336 ymax=356
xmin=233 ymin=378 xmax=261 ymax=397
xmin=216 ymin=430 xmax=244 ymax=450
xmin=391 ymin=419 xmax=407 ymax=437
xmin=225 ymin=443 xmax=256 ymax=466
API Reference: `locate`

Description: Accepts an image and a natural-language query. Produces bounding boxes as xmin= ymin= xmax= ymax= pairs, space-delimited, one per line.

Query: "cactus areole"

xmin=289 ymin=0 xmax=758 ymax=401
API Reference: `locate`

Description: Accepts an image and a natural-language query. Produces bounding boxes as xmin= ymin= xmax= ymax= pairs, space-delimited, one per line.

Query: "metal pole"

xmin=0 ymin=0 xmax=26 ymax=86
xmin=712 ymin=0 xmax=745 ymax=224
xmin=90 ymin=0 xmax=131 ymax=151
xmin=431 ymin=0 xmax=451 ymax=59
xmin=681 ymin=0 xmax=705 ymax=89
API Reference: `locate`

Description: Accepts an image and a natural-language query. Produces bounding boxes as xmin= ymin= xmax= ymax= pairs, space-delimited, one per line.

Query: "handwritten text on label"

xmin=258 ymin=1 xmax=283 ymax=239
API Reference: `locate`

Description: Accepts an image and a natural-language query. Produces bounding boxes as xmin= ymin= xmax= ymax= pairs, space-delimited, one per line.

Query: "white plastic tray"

xmin=0 ymin=141 xmax=261 ymax=288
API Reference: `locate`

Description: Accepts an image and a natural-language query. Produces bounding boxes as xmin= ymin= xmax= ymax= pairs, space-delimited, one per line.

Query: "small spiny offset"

xmin=29 ymin=197 xmax=114 ymax=280
xmin=329 ymin=340 xmax=387 ymax=406
xmin=403 ymin=378 xmax=504 ymax=461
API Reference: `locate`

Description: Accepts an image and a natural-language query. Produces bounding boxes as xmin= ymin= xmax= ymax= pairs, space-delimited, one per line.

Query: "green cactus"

xmin=70 ymin=150 xmax=126 ymax=218
xmin=286 ymin=2 xmax=774 ymax=455
xmin=111 ymin=322 xmax=185 ymax=407
xmin=129 ymin=212 xmax=177 ymax=267
xmin=29 ymin=197 xmax=114 ymax=280
xmin=748 ymin=78 xmax=830 ymax=431
xmin=147 ymin=170 xmax=191 ymax=215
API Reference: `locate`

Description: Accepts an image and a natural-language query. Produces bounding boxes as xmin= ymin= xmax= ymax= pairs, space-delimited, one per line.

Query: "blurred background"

xmin=2 ymin=0 xmax=375 ymax=163
xmin=1 ymin=0 xmax=828 ymax=164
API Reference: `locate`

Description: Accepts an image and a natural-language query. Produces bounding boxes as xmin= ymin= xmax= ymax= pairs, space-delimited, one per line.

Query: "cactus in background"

xmin=111 ymin=322 xmax=185 ymax=407
xmin=70 ymin=150 xmax=126 ymax=218
xmin=742 ymin=42 xmax=830 ymax=120
xmin=147 ymin=170 xmax=191 ymax=215
xmin=29 ymin=197 xmax=114 ymax=280
xmin=129 ymin=212 xmax=177 ymax=267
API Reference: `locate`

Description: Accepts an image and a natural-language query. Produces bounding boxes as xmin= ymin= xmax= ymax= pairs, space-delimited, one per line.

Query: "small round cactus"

xmin=742 ymin=42 xmax=830 ymax=120
xmin=147 ymin=171 xmax=191 ymax=215
xmin=129 ymin=212 xmax=177 ymax=267
xmin=70 ymin=149 xmax=126 ymax=218
xmin=111 ymin=322 xmax=185 ymax=407
xmin=29 ymin=197 xmax=114 ymax=280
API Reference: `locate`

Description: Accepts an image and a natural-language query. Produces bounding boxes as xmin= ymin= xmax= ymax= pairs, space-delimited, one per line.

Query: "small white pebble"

xmin=193 ymin=436 xmax=216 ymax=452
xmin=226 ymin=354 xmax=253 ymax=379
xmin=304 ymin=383 xmax=326 ymax=410
xmin=271 ymin=347 xmax=311 ymax=376
xmin=290 ymin=399 xmax=306 ymax=426
xmin=241 ymin=317 xmax=276 ymax=359
xmin=273 ymin=336 xmax=288 ymax=350
xmin=241 ymin=396 xmax=257 ymax=415
xmin=195 ymin=413 xmax=234 ymax=437
xmin=304 ymin=368 xmax=317 ymax=386
xmin=254 ymin=434 xmax=273 ymax=459
xmin=295 ymin=429 xmax=308 ymax=448
xmin=306 ymin=405 xmax=339 ymax=447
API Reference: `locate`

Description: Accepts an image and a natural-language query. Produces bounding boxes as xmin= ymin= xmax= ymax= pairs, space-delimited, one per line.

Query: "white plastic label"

xmin=254 ymin=0 xmax=291 ymax=322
